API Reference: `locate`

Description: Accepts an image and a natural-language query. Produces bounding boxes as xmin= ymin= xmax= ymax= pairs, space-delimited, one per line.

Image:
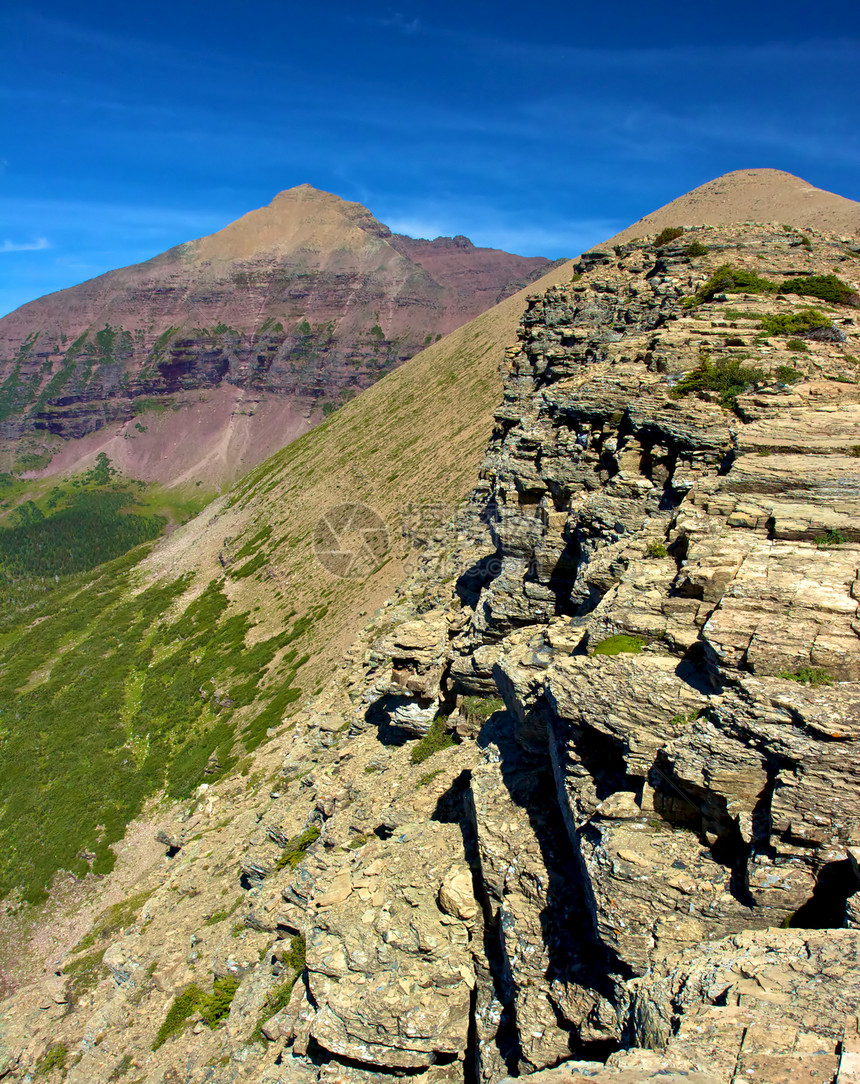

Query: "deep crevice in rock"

xmin=789 ymin=859 xmax=860 ymax=929
xmin=456 ymin=552 xmax=504 ymax=608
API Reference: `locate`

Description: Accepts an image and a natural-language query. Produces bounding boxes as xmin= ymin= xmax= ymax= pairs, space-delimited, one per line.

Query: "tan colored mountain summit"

xmin=0 ymin=185 xmax=557 ymax=489
xmin=190 ymin=184 xmax=389 ymax=262
xmin=605 ymin=167 xmax=860 ymax=246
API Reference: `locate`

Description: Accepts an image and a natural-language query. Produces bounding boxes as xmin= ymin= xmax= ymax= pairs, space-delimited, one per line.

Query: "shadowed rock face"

xmin=0 ymin=184 xmax=559 ymax=480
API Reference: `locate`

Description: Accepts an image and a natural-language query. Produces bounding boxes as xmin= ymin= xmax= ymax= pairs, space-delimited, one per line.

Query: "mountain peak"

xmin=603 ymin=167 xmax=860 ymax=247
xmin=271 ymin=182 xmax=343 ymax=199
xmin=190 ymin=184 xmax=385 ymax=263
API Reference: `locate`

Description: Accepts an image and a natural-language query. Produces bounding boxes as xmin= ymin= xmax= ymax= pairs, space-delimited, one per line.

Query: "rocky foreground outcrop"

xmin=2 ymin=222 xmax=860 ymax=1082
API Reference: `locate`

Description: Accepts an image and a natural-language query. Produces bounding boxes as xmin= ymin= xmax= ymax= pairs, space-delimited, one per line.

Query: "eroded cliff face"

xmin=0 ymin=186 xmax=557 ymax=470
xmin=2 ymin=223 xmax=860 ymax=1083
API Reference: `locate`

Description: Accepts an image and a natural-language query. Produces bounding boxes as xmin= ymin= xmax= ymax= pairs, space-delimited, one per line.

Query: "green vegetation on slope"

xmin=781 ymin=274 xmax=859 ymax=306
xmin=672 ymin=355 xmax=768 ymax=411
xmin=251 ymin=934 xmax=306 ymax=1041
xmin=758 ymin=308 xmax=832 ymax=337
xmin=653 ymin=226 xmax=685 ymax=248
xmin=410 ymin=716 xmax=456 ymax=764
xmin=153 ymin=974 xmax=242 ymax=1049
xmin=0 ymin=454 xmax=209 ymax=618
xmin=591 ymin=634 xmax=646 ymax=655
xmin=0 ymin=551 xmax=314 ymax=902
xmin=0 ymin=257 xmax=574 ymax=910
xmin=0 ymin=488 xmax=163 ymax=579
xmin=688 ymin=265 xmax=857 ymax=307
xmin=274 ymin=826 xmax=321 ymax=871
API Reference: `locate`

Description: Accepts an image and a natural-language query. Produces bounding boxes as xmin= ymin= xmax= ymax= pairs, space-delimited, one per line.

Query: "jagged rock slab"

xmin=284 ymin=822 xmax=475 ymax=1070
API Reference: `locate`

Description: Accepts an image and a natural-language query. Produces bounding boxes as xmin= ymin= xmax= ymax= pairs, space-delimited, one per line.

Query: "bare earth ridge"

xmin=604 ymin=167 xmax=860 ymax=246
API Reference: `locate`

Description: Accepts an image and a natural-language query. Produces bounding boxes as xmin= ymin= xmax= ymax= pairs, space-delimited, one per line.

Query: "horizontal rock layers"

xmin=0 ymin=186 xmax=558 ymax=450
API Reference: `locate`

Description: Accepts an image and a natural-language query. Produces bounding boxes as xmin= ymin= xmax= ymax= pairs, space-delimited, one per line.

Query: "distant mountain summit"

xmin=0 ymin=185 xmax=559 ymax=487
xmin=604 ymin=168 xmax=860 ymax=246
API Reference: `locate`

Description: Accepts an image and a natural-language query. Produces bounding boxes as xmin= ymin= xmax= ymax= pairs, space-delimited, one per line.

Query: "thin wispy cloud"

xmin=1 ymin=237 xmax=50 ymax=253
xmin=378 ymin=12 xmax=420 ymax=34
xmin=476 ymin=35 xmax=860 ymax=72
xmin=346 ymin=11 xmax=421 ymax=34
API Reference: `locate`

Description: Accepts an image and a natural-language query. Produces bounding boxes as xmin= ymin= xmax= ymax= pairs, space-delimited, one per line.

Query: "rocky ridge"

xmin=609 ymin=168 xmax=860 ymax=246
xmin=2 ymin=221 xmax=860 ymax=1082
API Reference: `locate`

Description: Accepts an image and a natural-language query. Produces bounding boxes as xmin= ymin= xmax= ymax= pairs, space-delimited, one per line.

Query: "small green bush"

xmin=274 ymin=825 xmax=320 ymax=871
xmin=815 ymin=529 xmax=847 ymax=547
xmin=281 ymin=933 xmax=306 ymax=973
xmin=785 ymin=339 xmax=808 ymax=353
xmin=695 ymin=264 xmax=779 ymax=302
xmin=36 ymin=1044 xmax=68 ymax=1076
xmin=251 ymin=934 xmax=305 ymax=1042
xmin=778 ymin=667 xmax=833 ymax=686
xmin=152 ymin=984 xmax=205 ymax=1049
xmin=63 ymin=948 xmax=108 ymax=1003
xmin=591 ymin=634 xmax=646 ymax=656
xmin=203 ymin=896 xmax=242 ymax=925
xmin=461 ymin=696 xmax=504 ymax=726
xmin=410 ymin=716 xmax=456 ymax=765
xmin=256 ymin=975 xmax=298 ymax=1025
xmin=673 ymin=355 xmax=768 ymax=411
xmin=107 ymin=1054 xmax=134 ymax=1081
xmin=198 ymin=976 xmax=240 ymax=1028
xmin=684 ymin=241 xmax=710 ymax=257
xmin=131 ymin=396 xmax=176 ymax=416
xmin=646 ymin=541 xmax=668 ymax=558
xmin=71 ymin=890 xmax=151 ymax=953
xmin=203 ymin=909 xmax=231 ymax=926
xmin=417 ymin=769 xmax=443 ymax=787
xmin=691 ymin=267 xmax=855 ymax=309
xmin=152 ymin=975 xmax=240 ymax=1049
xmin=780 ymin=274 xmax=858 ymax=306
xmin=668 ymin=710 xmax=700 ymax=728
xmin=653 ymin=227 xmax=685 ymax=247
xmin=759 ymin=308 xmax=831 ymax=337
xmin=775 ymin=365 xmax=802 ymax=383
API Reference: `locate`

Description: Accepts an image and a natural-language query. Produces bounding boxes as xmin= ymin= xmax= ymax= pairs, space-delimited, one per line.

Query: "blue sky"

xmin=1 ymin=0 xmax=858 ymax=316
